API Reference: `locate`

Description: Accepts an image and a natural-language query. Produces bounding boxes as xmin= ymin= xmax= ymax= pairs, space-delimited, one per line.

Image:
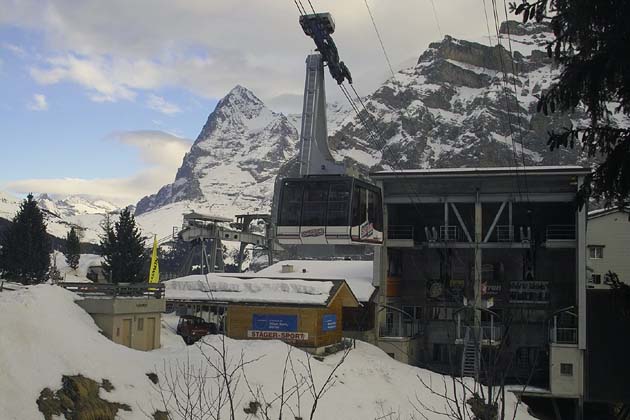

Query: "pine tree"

xmin=511 ymin=0 xmax=630 ymax=208
xmin=64 ymin=227 xmax=81 ymax=270
xmin=100 ymin=208 xmax=146 ymax=283
xmin=0 ymin=194 xmax=51 ymax=284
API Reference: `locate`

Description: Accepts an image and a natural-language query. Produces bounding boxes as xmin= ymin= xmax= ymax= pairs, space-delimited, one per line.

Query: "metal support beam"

xmin=384 ymin=192 xmax=576 ymax=204
xmin=474 ymin=190 xmax=482 ymax=330
xmin=484 ymin=201 xmax=507 ymax=242
xmin=450 ymin=203 xmax=472 ymax=242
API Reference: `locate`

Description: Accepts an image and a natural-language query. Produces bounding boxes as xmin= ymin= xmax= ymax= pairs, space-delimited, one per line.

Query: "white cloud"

xmin=5 ymin=0 xmax=491 ymax=111
xmin=5 ymin=130 xmax=192 ymax=206
xmin=2 ymin=42 xmax=26 ymax=57
xmin=146 ymin=94 xmax=181 ymax=115
xmin=30 ymin=55 xmax=136 ymax=102
xmin=27 ymin=93 xmax=48 ymax=111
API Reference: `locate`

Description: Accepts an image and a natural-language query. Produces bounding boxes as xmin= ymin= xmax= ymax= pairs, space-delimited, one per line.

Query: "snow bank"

xmin=165 ymin=273 xmax=334 ymax=305
xmin=0 ymin=285 xmax=537 ymax=420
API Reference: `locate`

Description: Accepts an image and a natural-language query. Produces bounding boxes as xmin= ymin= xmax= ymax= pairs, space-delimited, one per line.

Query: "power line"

xmin=363 ymin=0 xmax=396 ymax=78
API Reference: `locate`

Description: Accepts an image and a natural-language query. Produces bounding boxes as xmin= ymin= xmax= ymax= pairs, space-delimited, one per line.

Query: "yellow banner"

xmin=148 ymin=235 xmax=160 ymax=284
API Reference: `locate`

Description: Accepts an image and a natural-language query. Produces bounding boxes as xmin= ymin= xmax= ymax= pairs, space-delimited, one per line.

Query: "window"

xmin=301 ymin=182 xmax=329 ymax=226
xmin=279 ymin=181 xmax=304 ymax=226
xmin=137 ymin=318 xmax=144 ymax=331
xmin=591 ymin=274 xmax=602 ymax=284
xmin=326 ymin=182 xmax=350 ymax=226
xmin=589 ymin=246 xmax=604 ymax=259
xmin=560 ymin=363 xmax=573 ymax=376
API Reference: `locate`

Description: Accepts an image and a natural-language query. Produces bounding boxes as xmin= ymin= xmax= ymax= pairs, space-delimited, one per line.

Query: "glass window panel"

xmin=327 ymin=182 xmax=350 ymax=226
xmin=279 ymin=181 xmax=303 ymax=225
xmin=301 ymin=182 xmax=329 ymax=226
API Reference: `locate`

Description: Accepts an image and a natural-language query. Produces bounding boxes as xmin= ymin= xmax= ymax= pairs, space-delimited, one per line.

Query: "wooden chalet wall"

xmin=226 ymin=283 xmax=356 ymax=349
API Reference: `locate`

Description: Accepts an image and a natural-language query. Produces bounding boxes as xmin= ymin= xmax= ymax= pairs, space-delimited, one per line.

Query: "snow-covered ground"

xmin=53 ymin=253 xmax=103 ymax=282
xmin=0 ymin=285 xmax=537 ymax=420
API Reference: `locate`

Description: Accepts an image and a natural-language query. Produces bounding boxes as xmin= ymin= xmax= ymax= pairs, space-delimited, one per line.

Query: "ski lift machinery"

xmin=275 ymin=12 xmax=384 ymax=246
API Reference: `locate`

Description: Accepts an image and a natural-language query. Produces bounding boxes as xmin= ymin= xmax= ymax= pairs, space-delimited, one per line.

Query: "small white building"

xmin=587 ymin=207 xmax=630 ymax=287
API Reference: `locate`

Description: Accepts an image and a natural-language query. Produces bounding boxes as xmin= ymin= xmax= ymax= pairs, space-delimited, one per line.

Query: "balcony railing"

xmin=550 ymin=327 xmax=578 ymax=345
xmin=496 ymin=225 xmax=514 ymax=242
xmin=388 ymin=225 xmax=414 ymax=240
xmin=380 ymin=320 xmax=423 ymax=338
xmin=457 ymin=325 xmax=503 ymax=343
xmin=439 ymin=225 xmax=459 ymax=241
xmin=59 ymin=282 xmax=165 ymax=299
xmin=546 ymin=224 xmax=576 ymax=241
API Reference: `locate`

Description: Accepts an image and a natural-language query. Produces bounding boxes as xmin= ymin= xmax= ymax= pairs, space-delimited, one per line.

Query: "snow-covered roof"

xmin=371 ymin=166 xmax=590 ymax=178
xmin=164 ymin=273 xmax=351 ymax=306
xmin=252 ymin=260 xmax=376 ymax=303
xmin=588 ymin=206 xmax=630 ymax=219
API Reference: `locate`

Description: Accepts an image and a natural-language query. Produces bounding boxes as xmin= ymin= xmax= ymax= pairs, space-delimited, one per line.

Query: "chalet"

xmin=164 ymin=273 xmax=360 ymax=353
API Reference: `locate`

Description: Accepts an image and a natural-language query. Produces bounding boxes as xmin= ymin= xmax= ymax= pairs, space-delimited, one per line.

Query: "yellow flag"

xmin=148 ymin=235 xmax=160 ymax=284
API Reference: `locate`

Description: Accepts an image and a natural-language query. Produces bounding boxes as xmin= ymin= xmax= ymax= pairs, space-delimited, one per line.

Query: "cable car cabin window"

xmin=279 ymin=181 xmax=304 ymax=226
xmin=351 ymin=184 xmax=368 ymax=227
xmin=301 ymin=182 xmax=329 ymax=226
xmin=327 ymin=182 xmax=351 ymax=226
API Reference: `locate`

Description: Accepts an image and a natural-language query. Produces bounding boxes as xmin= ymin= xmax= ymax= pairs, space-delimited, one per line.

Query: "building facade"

xmin=587 ymin=207 xmax=630 ymax=286
xmin=370 ymin=167 xmax=589 ymax=403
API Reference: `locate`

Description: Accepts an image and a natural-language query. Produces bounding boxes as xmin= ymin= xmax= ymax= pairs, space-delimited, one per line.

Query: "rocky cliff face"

xmin=328 ymin=21 xmax=582 ymax=172
xmin=136 ymin=21 xmax=588 ymax=224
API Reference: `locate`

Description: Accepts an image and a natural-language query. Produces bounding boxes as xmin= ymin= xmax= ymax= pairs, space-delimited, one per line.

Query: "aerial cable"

xmin=306 ymin=0 xmax=317 ymax=15
xmin=293 ymin=0 xmax=307 ymax=16
xmin=501 ymin=0 xmax=531 ymax=200
xmin=489 ymin=0 xmax=524 ymax=202
xmin=481 ymin=0 xmax=495 ymax=46
xmin=363 ymin=0 xmax=396 ymax=79
xmin=426 ymin=0 xmax=443 ymax=39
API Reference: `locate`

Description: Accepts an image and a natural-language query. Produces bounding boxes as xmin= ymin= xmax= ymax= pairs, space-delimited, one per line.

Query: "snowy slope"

xmin=0 ymin=191 xmax=111 ymax=243
xmin=0 ymin=285 xmax=538 ymax=420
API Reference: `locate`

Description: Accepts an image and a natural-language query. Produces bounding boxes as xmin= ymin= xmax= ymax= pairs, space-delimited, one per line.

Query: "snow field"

xmin=0 ymin=285 xmax=537 ymax=420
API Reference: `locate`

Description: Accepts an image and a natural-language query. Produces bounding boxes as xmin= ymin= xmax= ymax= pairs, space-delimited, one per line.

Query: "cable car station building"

xmin=371 ymin=166 xmax=589 ymax=402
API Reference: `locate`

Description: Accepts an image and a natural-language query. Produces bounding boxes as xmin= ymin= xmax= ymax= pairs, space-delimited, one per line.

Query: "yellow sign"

xmin=148 ymin=235 xmax=160 ymax=284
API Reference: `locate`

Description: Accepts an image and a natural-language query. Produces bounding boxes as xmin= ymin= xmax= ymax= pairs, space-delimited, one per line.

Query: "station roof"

xmin=252 ymin=260 xmax=375 ymax=303
xmin=182 ymin=211 xmax=232 ymax=223
xmin=164 ymin=273 xmax=360 ymax=308
xmin=371 ymin=166 xmax=590 ymax=179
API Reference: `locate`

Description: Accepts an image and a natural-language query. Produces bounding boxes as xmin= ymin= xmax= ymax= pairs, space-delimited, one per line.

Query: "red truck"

xmin=176 ymin=315 xmax=218 ymax=345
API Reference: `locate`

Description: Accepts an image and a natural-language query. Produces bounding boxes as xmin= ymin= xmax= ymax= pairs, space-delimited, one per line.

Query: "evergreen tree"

xmin=100 ymin=208 xmax=146 ymax=283
xmin=64 ymin=227 xmax=81 ymax=270
xmin=511 ymin=0 xmax=630 ymax=208
xmin=0 ymin=194 xmax=51 ymax=284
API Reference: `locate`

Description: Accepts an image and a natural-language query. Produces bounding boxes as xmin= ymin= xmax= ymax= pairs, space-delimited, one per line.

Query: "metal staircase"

xmin=461 ymin=328 xmax=479 ymax=379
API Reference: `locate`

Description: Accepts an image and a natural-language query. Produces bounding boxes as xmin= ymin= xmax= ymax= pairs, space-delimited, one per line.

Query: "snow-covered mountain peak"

xmin=36 ymin=194 xmax=118 ymax=218
xmin=135 ymin=85 xmax=298 ymax=217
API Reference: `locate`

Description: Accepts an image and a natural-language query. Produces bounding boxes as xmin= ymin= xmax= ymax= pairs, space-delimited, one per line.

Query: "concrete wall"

xmin=588 ymin=211 xmax=630 ymax=284
xmin=550 ymin=344 xmax=583 ymax=398
xmin=377 ymin=337 xmax=422 ymax=365
xmin=77 ymin=297 xmax=164 ymax=351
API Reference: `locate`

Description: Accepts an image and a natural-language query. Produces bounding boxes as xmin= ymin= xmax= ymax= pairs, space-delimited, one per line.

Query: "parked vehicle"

xmin=176 ymin=315 xmax=217 ymax=345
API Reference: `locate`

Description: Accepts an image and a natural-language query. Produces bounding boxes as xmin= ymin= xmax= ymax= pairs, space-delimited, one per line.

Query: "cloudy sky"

xmin=0 ymin=0 xmax=495 ymax=206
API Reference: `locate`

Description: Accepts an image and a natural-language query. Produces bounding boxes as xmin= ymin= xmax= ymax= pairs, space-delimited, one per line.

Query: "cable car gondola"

xmin=276 ymin=175 xmax=383 ymax=245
